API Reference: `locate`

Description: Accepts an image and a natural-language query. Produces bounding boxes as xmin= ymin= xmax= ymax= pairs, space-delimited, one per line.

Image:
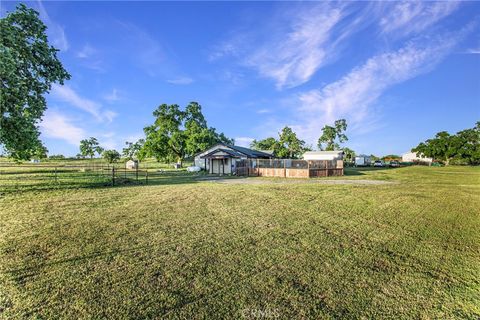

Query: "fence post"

xmin=146 ymin=170 xmax=148 ymax=184
xmin=136 ymin=165 xmax=138 ymax=181
xmin=55 ymin=166 xmax=57 ymax=183
xmin=284 ymin=159 xmax=286 ymax=178
xmin=112 ymin=167 xmax=115 ymax=186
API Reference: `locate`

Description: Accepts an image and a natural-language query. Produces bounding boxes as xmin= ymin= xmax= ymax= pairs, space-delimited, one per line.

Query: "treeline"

xmin=412 ymin=122 xmax=480 ymax=165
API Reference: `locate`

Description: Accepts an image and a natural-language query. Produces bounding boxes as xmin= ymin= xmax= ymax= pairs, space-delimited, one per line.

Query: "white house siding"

xmin=402 ymin=152 xmax=433 ymax=163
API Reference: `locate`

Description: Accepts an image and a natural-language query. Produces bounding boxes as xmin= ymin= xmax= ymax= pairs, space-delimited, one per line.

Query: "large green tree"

xmin=251 ymin=127 xmax=309 ymax=159
xmin=0 ymin=4 xmax=70 ymax=160
xmin=342 ymin=147 xmax=356 ymax=162
xmin=79 ymin=137 xmax=103 ymax=159
xmin=250 ymin=137 xmax=278 ymax=151
xmin=142 ymin=102 xmax=232 ymax=165
xmin=102 ymin=149 xmax=120 ymax=164
xmin=413 ymin=122 xmax=480 ymax=165
xmin=317 ymin=119 xmax=348 ymax=151
xmin=122 ymin=139 xmax=145 ymax=160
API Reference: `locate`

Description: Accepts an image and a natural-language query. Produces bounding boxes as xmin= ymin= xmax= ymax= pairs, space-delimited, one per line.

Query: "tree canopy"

xmin=412 ymin=122 xmax=480 ymax=165
xmin=251 ymin=126 xmax=310 ymax=159
xmin=0 ymin=4 xmax=70 ymax=161
xmin=342 ymin=147 xmax=356 ymax=162
xmin=317 ymin=119 xmax=348 ymax=151
xmin=102 ymin=149 xmax=121 ymax=164
xmin=142 ymin=102 xmax=232 ymax=164
xmin=79 ymin=137 xmax=104 ymax=159
xmin=122 ymin=139 xmax=145 ymax=160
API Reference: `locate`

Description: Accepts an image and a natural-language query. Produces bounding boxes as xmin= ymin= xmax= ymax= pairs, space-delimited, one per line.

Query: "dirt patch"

xmin=199 ymin=177 xmax=396 ymax=185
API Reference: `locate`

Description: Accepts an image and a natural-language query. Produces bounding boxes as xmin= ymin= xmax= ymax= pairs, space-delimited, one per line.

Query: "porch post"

xmin=222 ymin=158 xmax=225 ymax=175
xmin=204 ymin=158 xmax=207 ymax=171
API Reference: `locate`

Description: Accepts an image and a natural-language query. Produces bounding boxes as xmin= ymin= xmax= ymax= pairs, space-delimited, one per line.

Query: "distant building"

xmin=302 ymin=151 xmax=343 ymax=161
xmin=126 ymin=159 xmax=139 ymax=169
xmin=355 ymin=155 xmax=371 ymax=167
xmin=402 ymin=152 xmax=433 ymax=163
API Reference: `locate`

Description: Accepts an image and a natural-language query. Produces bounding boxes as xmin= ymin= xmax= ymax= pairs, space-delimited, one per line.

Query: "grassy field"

xmin=1 ymin=166 xmax=479 ymax=319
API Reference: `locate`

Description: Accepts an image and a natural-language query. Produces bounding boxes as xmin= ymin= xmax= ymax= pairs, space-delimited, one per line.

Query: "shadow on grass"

xmin=0 ymin=172 xmax=209 ymax=195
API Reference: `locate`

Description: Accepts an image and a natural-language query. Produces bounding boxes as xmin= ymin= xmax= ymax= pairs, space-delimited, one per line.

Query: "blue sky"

xmin=2 ymin=1 xmax=480 ymax=156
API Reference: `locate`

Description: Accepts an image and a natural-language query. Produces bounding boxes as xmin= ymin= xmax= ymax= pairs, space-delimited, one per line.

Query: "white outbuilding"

xmin=302 ymin=151 xmax=344 ymax=161
xmin=402 ymin=152 xmax=433 ymax=163
xmin=126 ymin=159 xmax=139 ymax=169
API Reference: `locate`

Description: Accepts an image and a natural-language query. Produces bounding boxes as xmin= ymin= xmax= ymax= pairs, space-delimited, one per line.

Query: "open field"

xmin=1 ymin=166 xmax=479 ymax=318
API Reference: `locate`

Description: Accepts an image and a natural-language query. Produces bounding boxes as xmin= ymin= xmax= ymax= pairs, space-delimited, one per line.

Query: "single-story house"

xmin=402 ymin=152 xmax=433 ymax=163
xmin=194 ymin=143 xmax=274 ymax=174
xmin=302 ymin=151 xmax=344 ymax=161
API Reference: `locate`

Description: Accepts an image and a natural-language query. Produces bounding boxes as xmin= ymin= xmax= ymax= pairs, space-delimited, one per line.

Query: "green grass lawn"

xmin=1 ymin=166 xmax=479 ymax=319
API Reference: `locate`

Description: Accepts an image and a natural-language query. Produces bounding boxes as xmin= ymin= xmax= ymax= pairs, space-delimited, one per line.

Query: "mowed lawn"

xmin=0 ymin=166 xmax=479 ymax=319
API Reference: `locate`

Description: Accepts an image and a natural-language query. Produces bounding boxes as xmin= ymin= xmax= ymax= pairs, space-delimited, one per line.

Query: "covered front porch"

xmin=200 ymin=148 xmax=243 ymax=175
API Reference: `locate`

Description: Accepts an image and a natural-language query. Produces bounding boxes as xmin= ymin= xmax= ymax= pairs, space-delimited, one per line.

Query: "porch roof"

xmin=200 ymin=148 xmax=244 ymax=159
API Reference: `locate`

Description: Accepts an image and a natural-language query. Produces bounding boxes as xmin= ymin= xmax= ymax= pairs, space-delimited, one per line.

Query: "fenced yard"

xmin=236 ymin=159 xmax=344 ymax=178
xmin=0 ymin=161 xmax=199 ymax=193
xmin=1 ymin=165 xmax=479 ymax=318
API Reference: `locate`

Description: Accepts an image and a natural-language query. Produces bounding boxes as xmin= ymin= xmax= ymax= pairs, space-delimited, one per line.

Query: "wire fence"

xmin=0 ymin=162 xmax=195 ymax=193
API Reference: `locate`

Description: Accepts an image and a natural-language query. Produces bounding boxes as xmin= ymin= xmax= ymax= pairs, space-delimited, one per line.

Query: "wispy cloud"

xmin=293 ymin=31 xmax=468 ymax=144
xmin=256 ymin=108 xmax=271 ymax=114
xmin=167 ymin=77 xmax=194 ymax=85
xmin=40 ymin=110 xmax=85 ymax=145
xmin=36 ymin=1 xmax=69 ymax=51
xmin=103 ymin=89 xmax=121 ymax=103
xmin=76 ymin=44 xmax=96 ymax=59
xmin=380 ymin=1 xmax=460 ymax=36
xmin=210 ymin=3 xmax=374 ymax=89
xmin=51 ymin=84 xmax=117 ymax=123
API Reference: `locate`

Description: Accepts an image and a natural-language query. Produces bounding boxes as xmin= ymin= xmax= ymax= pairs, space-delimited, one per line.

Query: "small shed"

xmin=303 ymin=151 xmax=343 ymax=161
xmin=126 ymin=159 xmax=138 ymax=169
xmin=402 ymin=152 xmax=433 ymax=163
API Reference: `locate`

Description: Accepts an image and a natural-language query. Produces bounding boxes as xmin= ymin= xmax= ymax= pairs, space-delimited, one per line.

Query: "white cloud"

xmin=103 ymin=89 xmax=121 ymax=103
xmin=465 ymin=48 xmax=480 ymax=54
xmin=167 ymin=77 xmax=194 ymax=85
xmin=256 ymin=108 xmax=271 ymax=114
xmin=36 ymin=1 xmax=69 ymax=51
xmin=40 ymin=110 xmax=85 ymax=145
xmin=293 ymin=32 xmax=466 ymax=144
xmin=210 ymin=3 xmax=375 ymax=89
xmin=51 ymin=84 xmax=117 ymax=123
xmin=234 ymin=137 xmax=254 ymax=147
xmin=380 ymin=1 xmax=460 ymax=36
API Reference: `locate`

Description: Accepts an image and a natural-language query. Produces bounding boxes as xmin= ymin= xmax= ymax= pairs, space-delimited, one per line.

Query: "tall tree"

xmin=342 ymin=147 xmax=356 ymax=162
xmin=0 ymin=4 xmax=70 ymax=161
xmin=102 ymin=149 xmax=120 ymax=164
xmin=79 ymin=137 xmax=103 ymax=159
xmin=317 ymin=119 xmax=348 ymax=151
xmin=142 ymin=102 xmax=232 ymax=165
xmin=413 ymin=122 xmax=480 ymax=165
xmin=122 ymin=139 xmax=145 ymax=160
xmin=251 ymin=128 xmax=309 ymax=158
xmin=250 ymin=137 xmax=278 ymax=151
xmin=277 ymin=126 xmax=309 ymax=158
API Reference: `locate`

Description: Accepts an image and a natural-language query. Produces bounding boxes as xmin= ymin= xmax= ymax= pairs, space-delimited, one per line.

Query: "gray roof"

xmin=228 ymin=145 xmax=274 ymax=158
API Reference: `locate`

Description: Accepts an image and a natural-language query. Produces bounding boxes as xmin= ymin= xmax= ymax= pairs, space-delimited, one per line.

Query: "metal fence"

xmin=235 ymin=159 xmax=344 ymax=178
xmin=0 ymin=162 xmax=179 ymax=192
